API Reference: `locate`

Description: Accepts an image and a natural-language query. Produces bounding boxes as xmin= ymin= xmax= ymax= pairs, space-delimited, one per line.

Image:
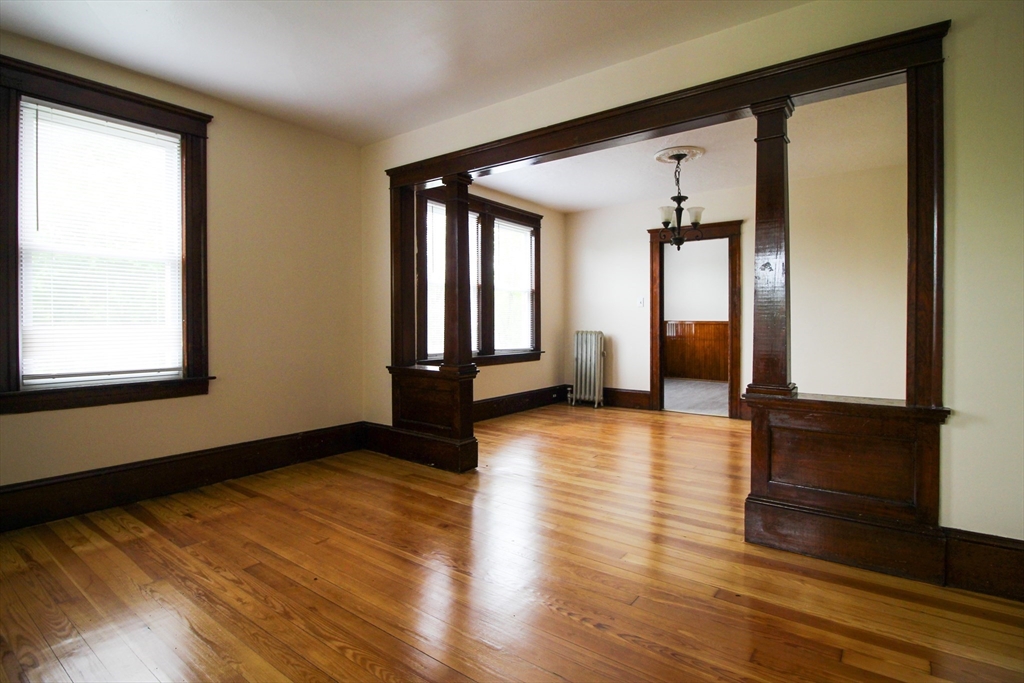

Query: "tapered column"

xmin=746 ymin=97 xmax=797 ymax=398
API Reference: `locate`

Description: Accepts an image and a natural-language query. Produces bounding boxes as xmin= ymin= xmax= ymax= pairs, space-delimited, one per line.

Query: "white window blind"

xmin=493 ymin=218 xmax=534 ymax=351
xmin=424 ymin=200 xmax=479 ymax=356
xmin=18 ymin=99 xmax=184 ymax=388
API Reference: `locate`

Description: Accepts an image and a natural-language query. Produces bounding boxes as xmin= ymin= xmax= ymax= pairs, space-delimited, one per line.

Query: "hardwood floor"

xmin=2 ymin=405 xmax=1022 ymax=682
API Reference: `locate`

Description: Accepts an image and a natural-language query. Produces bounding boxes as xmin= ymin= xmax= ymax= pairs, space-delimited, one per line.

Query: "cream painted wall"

xmin=0 ymin=33 xmax=364 ymax=485
xmin=790 ymin=165 xmax=907 ymax=399
xmin=564 ymin=165 xmax=906 ymax=398
xmin=664 ymin=239 xmax=730 ymax=322
xmin=361 ymin=0 xmax=1023 ymax=539
xmin=467 ymin=187 xmax=566 ymax=402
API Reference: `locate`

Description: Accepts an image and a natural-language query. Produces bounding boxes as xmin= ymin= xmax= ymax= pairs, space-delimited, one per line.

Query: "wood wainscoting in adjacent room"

xmin=664 ymin=320 xmax=729 ymax=381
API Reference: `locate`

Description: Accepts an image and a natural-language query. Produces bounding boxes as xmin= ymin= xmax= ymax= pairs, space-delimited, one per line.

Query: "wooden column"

xmin=746 ymin=97 xmax=797 ymax=398
xmin=390 ymin=184 xmax=417 ymax=367
xmin=386 ymin=176 xmax=477 ymax=472
xmin=441 ymin=173 xmax=475 ymax=371
xmin=906 ymin=62 xmax=944 ymax=408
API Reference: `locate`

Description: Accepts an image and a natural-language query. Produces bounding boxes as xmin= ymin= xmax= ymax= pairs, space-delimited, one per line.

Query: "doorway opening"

xmin=649 ymin=220 xmax=742 ymax=418
xmin=662 ymin=238 xmax=730 ymax=416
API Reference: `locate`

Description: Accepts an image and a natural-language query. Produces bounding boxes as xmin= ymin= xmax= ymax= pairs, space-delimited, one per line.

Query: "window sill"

xmin=417 ymin=351 xmax=542 ymax=368
xmin=0 ymin=377 xmax=213 ymax=415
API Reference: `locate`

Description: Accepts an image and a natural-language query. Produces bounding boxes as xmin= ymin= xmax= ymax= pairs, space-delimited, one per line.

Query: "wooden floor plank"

xmin=2 ymin=405 xmax=1021 ymax=682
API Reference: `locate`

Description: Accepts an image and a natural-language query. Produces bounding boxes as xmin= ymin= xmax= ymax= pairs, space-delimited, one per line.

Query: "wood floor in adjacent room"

xmin=2 ymin=406 xmax=1022 ymax=682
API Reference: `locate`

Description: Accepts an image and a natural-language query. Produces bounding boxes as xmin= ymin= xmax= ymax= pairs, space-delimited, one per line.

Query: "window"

xmin=416 ymin=189 xmax=541 ymax=365
xmin=1 ymin=56 xmax=212 ymax=414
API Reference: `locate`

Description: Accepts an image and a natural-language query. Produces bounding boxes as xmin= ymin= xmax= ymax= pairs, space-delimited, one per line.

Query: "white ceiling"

xmin=476 ymin=84 xmax=907 ymax=213
xmin=0 ymin=0 xmax=806 ymax=145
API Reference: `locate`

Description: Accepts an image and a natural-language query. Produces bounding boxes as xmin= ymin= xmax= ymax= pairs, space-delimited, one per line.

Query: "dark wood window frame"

xmin=415 ymin=187 xmax=542 ymax=367
xmin=0 ymin=56 xmax=213 ymax=414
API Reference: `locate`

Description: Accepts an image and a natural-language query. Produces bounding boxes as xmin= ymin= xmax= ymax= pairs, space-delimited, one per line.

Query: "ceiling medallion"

xmin=654 ymin=146 xmax=704 ymax=164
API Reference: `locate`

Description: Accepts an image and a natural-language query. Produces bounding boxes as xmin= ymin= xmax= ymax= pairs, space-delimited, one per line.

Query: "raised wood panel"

xmin=749 ymin=395 xmax=947 ymax=528
xmin=664 ymin=320 xmax=728 ymax=380
xmin=390 ymin=364 xmax=477 ymax=441
xmin=768 ymin=426 xmax=916 ymax=504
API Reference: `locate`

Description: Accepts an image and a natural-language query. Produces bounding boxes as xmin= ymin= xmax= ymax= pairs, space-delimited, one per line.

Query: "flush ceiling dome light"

xmin=655 ymin=146 xmax=705 ymax=250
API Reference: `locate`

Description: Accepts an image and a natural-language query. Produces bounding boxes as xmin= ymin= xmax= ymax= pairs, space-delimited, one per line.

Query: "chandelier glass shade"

xmin=656 ymin=147 xmax=705 ymax=250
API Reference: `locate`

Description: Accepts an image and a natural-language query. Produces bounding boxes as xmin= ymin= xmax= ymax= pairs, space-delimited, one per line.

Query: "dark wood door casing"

xmin=649 ymin=221 xmax=742 ymax=418
xmin=385 ymin=21 xmax=954 ymax=587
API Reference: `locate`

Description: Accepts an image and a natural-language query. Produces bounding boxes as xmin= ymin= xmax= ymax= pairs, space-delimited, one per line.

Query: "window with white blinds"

xmin=493 ymin=219 xmax=534 ymax=351
xmin=18 ymin=99 xmax=184 ymax=388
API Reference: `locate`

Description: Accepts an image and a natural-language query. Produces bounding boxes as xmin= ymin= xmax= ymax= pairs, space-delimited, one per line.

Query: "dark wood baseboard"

xmin=363 ymin=423 xmax=477 ymax=473
xmin=738 ymin=398 xmax=752 ymax=421
xmin=745 ymin=496 xmax=947 ymax=584
xmin=474 ymin=384 xmax=569 ymax=422
xmin=603 ymin=387 xmax=652 ymax=410
xmin=0 ymin=422 xmax=364 ymax=532
xmin=946 ymin=528 xmax=1024 ymax=601
xmin=746 ymin=497 xmax=1024 ymax=601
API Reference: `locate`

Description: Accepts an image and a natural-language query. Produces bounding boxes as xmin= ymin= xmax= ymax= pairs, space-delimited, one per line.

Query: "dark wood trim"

xmin=747 ymin=97 xmax=796 ymax=398
xmin=747 ymin=497 xmax=1024 ymax=602
xmin=475 ymin=351 xmax=541 ymax=366
xmin=728 ymin=234 xmax=742 ymax=419
xmin=386 ymin=22 xmax=949 ymax=187
xmin=649 ymin=228 xmax=664 ymax=410
xmin=945 ymin=528 xmax=1024 ymax=601
xmin=182 ymin=133 xmax=210 ymax=379
xmin=603 ymin=388 xmax=652 ymax=410
xmin=479 ymin=210 xmax=496 ymax=355
xmin=0 ymin=422 xmax=365 ymax=532
xmin=0 ymin=55 xmax=211 ymax=137
xmin=0 ymin=57 xmax=212 ymax=412
xmin=420 ymin=186 xmax=544 ymax=224
xmin=416 ymin=188 xmax=542 ymax=364
xmin=0 ymin=84 xmax=18 ymax=393
xmin=473 ymin=384 xmax=569 ymax=422
xmin=905 ymin=62 xmax=945 ymax=407
xmin=415 ymin=189 xmax=429 ymax=362
xmin=746 ymin=496 xmax=947 ymax=584
xmin=416 ymin=351 xmax=542 ymax=367
xmin=650 ymin=221 xmax=742 ymax=418
xmin=442 ymin=174 xmax=474 ymax=367
xmin=363 ymin=422 xmax=477 ymax=473
xmin=1 ymin=377 xmax=212 ymax=414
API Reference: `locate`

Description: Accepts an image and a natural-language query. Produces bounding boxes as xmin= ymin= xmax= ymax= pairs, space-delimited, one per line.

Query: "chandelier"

xmin=656 ymin=146 xmax=705 ymax=250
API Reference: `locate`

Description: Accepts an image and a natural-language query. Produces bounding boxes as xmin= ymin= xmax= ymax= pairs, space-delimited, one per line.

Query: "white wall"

xmin=664 ymin=239 xmax=730 ymax=321
xmin=0 ymin=33 xmax=364 ymax=485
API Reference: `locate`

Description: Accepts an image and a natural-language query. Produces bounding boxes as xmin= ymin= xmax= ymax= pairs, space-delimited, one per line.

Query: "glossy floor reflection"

xmin=2 ymin=405 xmax=1022 ymax=682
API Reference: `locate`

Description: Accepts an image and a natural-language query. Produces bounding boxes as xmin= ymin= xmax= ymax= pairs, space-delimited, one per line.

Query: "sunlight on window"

xmin=18 ymin=100 xmax=183 ymax=386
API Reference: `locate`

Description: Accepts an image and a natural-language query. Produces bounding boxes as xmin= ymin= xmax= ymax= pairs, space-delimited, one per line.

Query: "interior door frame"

xmin=649 ymin=220 xmax=743 ymax=418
